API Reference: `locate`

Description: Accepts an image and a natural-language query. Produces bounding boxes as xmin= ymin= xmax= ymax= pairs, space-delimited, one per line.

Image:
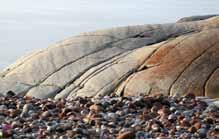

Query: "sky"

xmin=0 ymin=0 xmax=219 ymax=69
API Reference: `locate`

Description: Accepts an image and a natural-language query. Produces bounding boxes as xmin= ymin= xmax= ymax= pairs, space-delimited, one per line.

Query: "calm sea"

xmin=0 ymin=0 xmax=219 ymax=69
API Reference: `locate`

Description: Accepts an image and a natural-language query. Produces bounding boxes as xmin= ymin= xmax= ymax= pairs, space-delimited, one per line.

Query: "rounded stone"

xmin=89 ymin=104 xmax=103 ymax=113
xmin=116 ymin=131 xmax=135 ymax=139
xmin=198 ymin=128 xmax=207 ymax=138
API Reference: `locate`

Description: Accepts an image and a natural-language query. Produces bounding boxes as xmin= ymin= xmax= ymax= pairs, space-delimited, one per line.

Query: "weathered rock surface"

xmin=177 ymin=14 xmax=219 ymax=23
xmin=0 ymin=15 xmax=219 ymax=99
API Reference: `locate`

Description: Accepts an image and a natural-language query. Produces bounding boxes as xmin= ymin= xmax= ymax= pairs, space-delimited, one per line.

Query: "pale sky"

xmin=0 ymin=0 xmax=219 ymax=69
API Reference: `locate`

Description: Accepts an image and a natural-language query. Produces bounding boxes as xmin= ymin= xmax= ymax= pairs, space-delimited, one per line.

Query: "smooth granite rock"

xmin=0 ymin=15 xmax=219 ymax=99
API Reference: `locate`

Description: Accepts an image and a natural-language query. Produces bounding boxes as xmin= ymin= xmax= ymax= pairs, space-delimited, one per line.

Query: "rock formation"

xmin=0 ymin=15 xmax=219 ymax=99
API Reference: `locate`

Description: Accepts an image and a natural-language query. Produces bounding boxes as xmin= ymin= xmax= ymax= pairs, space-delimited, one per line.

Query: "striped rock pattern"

xmin=0 ymin=15 xmax=219 ymax=99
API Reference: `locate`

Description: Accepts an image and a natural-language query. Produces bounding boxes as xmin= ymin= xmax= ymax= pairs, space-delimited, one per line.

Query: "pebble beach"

xmin=0 ymin=93 xmax=218 ymax=139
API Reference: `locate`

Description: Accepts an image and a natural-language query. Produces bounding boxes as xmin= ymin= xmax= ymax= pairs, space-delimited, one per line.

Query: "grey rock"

xmin=0 ymin=105 xmax=7 ymax=110
xmin=21 ymin=104 xmax=33 ymax=117
xmin=198 ymin=128 xmax=207 ymax=138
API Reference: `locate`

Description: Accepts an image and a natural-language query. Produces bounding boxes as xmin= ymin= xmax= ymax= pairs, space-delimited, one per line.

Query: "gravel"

xmin=0 ymin=93 xmax=218 ymax=139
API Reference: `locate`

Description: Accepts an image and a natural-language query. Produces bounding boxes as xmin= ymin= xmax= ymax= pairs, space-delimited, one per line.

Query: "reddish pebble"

xmin=194 ymin=122 xmax=201 ymax=130
xmin=188 ymin=126 xmax=197 ymax=133
xmin=89 ymin=104 xmax=103 ymax=113
xmin=116 ymin=131 xmax=135 ymax=139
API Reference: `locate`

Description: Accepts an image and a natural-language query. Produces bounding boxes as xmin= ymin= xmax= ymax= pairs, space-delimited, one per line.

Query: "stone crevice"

xmin=53 ymin=51 xmax=133 ymax=98
xmin=169 ymin=42 xmax=219 ymax=96
xmin=24 ymin=50 xmax=130 ymax=95
xmin=94 ymin=70 xmax=135 ymax=98
xmin=111 ymin=33 xmax=200 ymax=96
xmin=0 ymin=35 xmax=120 ymax=79
xmin=144 ymin=28 xmax=210 ymax=70
xmin=68 ymin=43 xmax=166 ymax=98
xmin=24 ymin=25 xmax=181 ymax=96
xmin=73 ymin=52 xmax=132 ymax=87
xmin=0 ymin=22 xmax=202 ymax=79
xmin=203 ymin=67 xmax=219 ymax=96
xmin=0 ymin=50 xmax=45 ymax=78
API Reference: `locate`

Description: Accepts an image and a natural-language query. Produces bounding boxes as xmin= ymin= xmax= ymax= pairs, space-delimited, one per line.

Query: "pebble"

xmin=89 ymin=104 xmax=103 ymax=113
xmin=188 ymin=126 xmax=197 ymax=133
xmin=215 ymin=125 xmax=219 ymax=131
xmin=169 ymin=106 xmax=176 ymax=112
xmin=168 ymin=114 xmax=176 ymax=121
xmin=116 ymin=131 xmax=135 ymax=139
xmin=40 ymin=111 xmax=51 ymax=120
xmin=0 ymin=94 xmax=217 ymax=138
xmin=21 ymin=104 xmax=33 ymax=117
xmin=106 ymin=112 xmax=118 ymax=121
xmin=198 ymin=128 xmax=207 ymax=138
xmin=194 ymin=122 xmax=202 ymax=130
xmin=0 ymin=105 xmax=7 ymax=110
xmin=151 ymin=123 xmax=161 ymax=132
xmin=136 ymin=131 xmax=151 ymax=139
